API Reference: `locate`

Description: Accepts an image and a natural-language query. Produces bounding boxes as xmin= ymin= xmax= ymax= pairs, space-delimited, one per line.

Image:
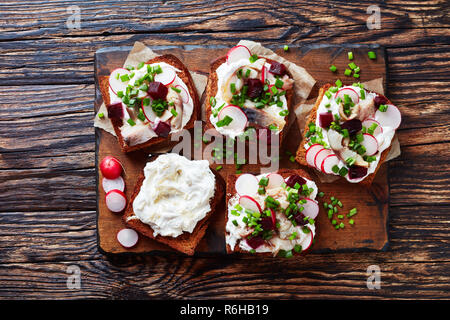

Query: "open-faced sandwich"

xmin=99 ymin=54 xmax=200 ymax=153
xmin=225 ymin=170 xmax=319 ymax=257
xmin=296 ymin=83 xmax=402 ymax=185
xmin=205 ymin=45 xmax=294 ymax=141
xmin=123 ymin=153 xmax=224 ymax=255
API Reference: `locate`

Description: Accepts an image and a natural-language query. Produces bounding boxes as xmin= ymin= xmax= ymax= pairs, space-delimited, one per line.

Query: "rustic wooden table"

xmin=0 ymin=1 xmax=449 ymax=300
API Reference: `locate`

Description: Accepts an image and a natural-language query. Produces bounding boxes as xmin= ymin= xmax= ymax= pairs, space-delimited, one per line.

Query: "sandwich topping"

xmin=209 ymin=45 xmax=293 ymax=139
xmin=303 ymin=83 xmax=401 ymax=183
xmin=107 ymin=62 xmax=194 ymax=146
xmin=132 ymin=153 xmax=215 ymax=237
xmin=226 ymin=172 xmax=318 ymax=256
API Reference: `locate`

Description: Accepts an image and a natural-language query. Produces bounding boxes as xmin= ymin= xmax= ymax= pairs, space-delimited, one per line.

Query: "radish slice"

xmin=226 ymin=45 xmax=251 ymax=64
xmin=314 ymin=148 xmax=333 ymax=171
xmin=235 ymin=173 xmax=259 ymax=196
xmin=305 ymin=144 xmax=324 ymax=167
xmin=299 ymin=226 xmax=314 ymax=252
xmin=335 ymin=87 xmax=360 ymax=104
xmin=175 ymin=85 xmax=189 ymax=104
xmin=361 ymin=133 xmax=379 ymax=156
xmin=266 ymin=173 xmax=285 ymax=189
xmin=109 ymin=68 xmax=131 ymax=95
xmin=105 ymin=189 xmax=127 ymax=213
xmin=154 ymin=67 xmax=176 ymax=86
xmin=299 ymin=198 xmax=319 ymax=219
xmin=321 ymin=154 xmax=340 ymax=174
xmin=375 ymin=104 xmax=402 ymax=129
xmin=117 ymin=228 xmax=138 ymax=248
xmin=239 ymin=195 xmax=262 ymax=213
xmin=261 ymin=65 xmax=268 ymax=83
xmin=362 ymin=119 xmax=383 ymax=136
xmin=141 ymin=97 xmax=156 ymax=123
xmin=102 ymin=176 xmax=125 ymax=193
xmin=217 ymin=105 xmax=248 ymax=132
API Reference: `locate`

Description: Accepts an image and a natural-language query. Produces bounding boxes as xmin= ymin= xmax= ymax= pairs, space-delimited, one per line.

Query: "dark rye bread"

xmin=225 ymin=168 xmax=315 ymax=256
xmin=99 ymin=54 xmax=201 ymax=153
xmin=123 ymin=155 xmax=225 ymax=256
xmin=295 ymin=84 xmax=393 ymax=187
xmin=204 ymin=55 xmax=294 ymax=142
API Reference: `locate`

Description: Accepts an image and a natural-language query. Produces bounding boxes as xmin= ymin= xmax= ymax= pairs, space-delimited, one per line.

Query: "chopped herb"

xmin=127 ymin=118 xmax=136 ymax=126
xmin=209 ymin=96 xmax=216 ymax=107
xmin=294 ymin=244 xmax=302 ymax=253
xmin=348 ymin=62 xmax=357 ymax=70
xmin=249 ymin=54 xmax=259 ymax=63
xmin=335 ymin=79 xmax=343 ymax=88
xmin=120 ymin=74 xmax=130 ymax=82
xmin=279 ymin=109 xmax=289 ymax=117
xmin=379 ymin=104 xmax=388 ymax=112
xmin=137 ymin=62 xmax=145 ymax=69
xmin=368 ymin=51 xmax=377 ymax=60
xmin=284 ymin=45 xmax=289 ymax=52
xmin=329 ymin=65 xmax=337 ymax=72
xmin=98 ymin=112 xmax=104 ymax=119
xmin=216 ymin=115 xmax=233 ymax=127
xmin=170 ymin=108 xmax=178 ymax=117
xmin=353 ymin=73 xmax=360 ymax=79
xmin=171 ymin=86 xmax=181 ymax=93
xmin=232 ymin=220 xmax=238 ymax=226
xmin=344 ymin=69 xmax=352 ymax=76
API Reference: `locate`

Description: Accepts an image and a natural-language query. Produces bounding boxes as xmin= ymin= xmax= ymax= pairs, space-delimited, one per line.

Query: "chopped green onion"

xmin=368 ymin=51 xmax=377 ymax=60
xmin=284 ymin=45 xmax=289 ymax=52
xmin=232 ymin=220 xmax=238 ymax=226
xmin=127 ymin=119 xmax=136 ymax=126
xmin=348 ymin=62 xmax=357 ymax=70
xmin=171 ymin=86 xmax=181 ymax=93
xmin=379 ymin=104 xmax=388 ymax=112
xmin=349 ymin=219 xmax=355 ymax=225
xmin=259 ymin=177 xmax=269 ymax=186
xmin=348 ymin=51 xmax=354 ymax=60
xmin=216 ymin=115 xmax=233 ymax=127
xmin=137 ymin=62 xmax=145 ymax=69
xmin=354 ymin=66 xmax=361 ymax=74
xmin=249 ymin=54 xmax=259 ymax=63
xmin=98 ymin=112 xmax=104 ymax=119
xmin=335 ymin=79 xmax=343 ymax=88
xmin=329 ymin=65 xmax=337 ymax=72
xmin=353 ymin=73 xmax=360 ymax=79
xmin=279 ymin=110 xmax=289 ymax=117
xmin=120 ymin=74 xmax=130 ymax=82
xmin=209 ymin=96 xmax=216 ymax=107
xmin=230 ymin=83 xmax=236 ymax=94
xmin=344 ymin=69 xmax=352 ymax=76
xmin=170 ymin=108 xmax=178 ymax=117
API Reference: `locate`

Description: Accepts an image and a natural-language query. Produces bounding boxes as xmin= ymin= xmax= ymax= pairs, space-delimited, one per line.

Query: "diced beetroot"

xmin=285 ymin=174 xmax=306 ymax=188
xmin=246 ymin=236 xmax=265 ymax=249
xmin=319 ymin=112 xmax=334 ymax=128
xmin=340 ymin=119 xmax=362 ymax=135
xmin=153 ymin=120 xmax=171 ymax=137
xmin=106 ymin=102 xmax=124 ymax=119
xmin=260 ymin=216 xmax=275 ymax=231
xmin=294 ymin=213 xmax=308 ymax=226
xmin=374 ymin=95 xmax=388 ymax=108
xmin=348 ymin=165 xmax=368 ymax=179
xmin=147 ymin=81 xmax=168 ymax=100
xmin=269 ymin=61 xmax=287 ymax=76
xmin=246 ymin=78 xmax=263 ymax=98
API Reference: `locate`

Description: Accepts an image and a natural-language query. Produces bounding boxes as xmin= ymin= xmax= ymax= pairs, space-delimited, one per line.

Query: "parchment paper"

xmin=94 ymin=41 xmax=208 ymax=136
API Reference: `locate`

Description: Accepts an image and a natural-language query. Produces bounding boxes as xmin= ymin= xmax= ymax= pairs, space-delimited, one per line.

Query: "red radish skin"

xmin=299 ymin=226 xmax=314 ymax=253
xmin=117 ymin=228 xmax=139 ymax=248
xmin=105 ymin=189 xmax=127 ymax=213
xmin=362 ymin=119 xmax=383 ymax=136
xmin=375 ymin=104 xmax=402 ymax=129
xmin=226 ymin=45 xmax=251 ymax=64
xmin=154 ymin=67 xmax=176 ymax=86
xmin=100 ymin=156 xmax=123 ymax=179
xmin=335 ymin=87 xmax=360 ymax=104
xmin=217 ymin=105 xmax=248 ymax=131
xmin=314 ymin=148 xmax=333 ymax=171
xmin=361 ymin=133 xmax=379 ymax=156
xmin=305 ymin=144 xmax=324 ymax=167
xmin=175 ymin=85 xmax=190 ymax=104
xmin=102 ymin=176 xmax=125 ymax=193
xmin=321 ymin=154 xmax=340 ymax=174
xmin=266 ymin=173 xmax=285 ymax=189
xmin=261 ymin=65 xmax=267 ymax=83
xmin=299 ymin=198 xmax=319 ymax=219
xmin=141 ymin=97 xmax=156 ymax=123
xmin=235 ymin=173 xmax=259 ymax=196
xmin=239 ymin=195 xmax=262 ymax=213
xmin=109 ymin=68 xmax=131 ymax=95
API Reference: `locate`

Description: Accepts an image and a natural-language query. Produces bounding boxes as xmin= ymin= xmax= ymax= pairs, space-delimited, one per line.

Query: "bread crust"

xmin=224 ymin=169 xmax=315 ymax=256
xmin=98 ymin=54 xmax=201 ymax=153
xmin=295 ymin=84 xmax=393 ymax=187
xmin=123 ymin=155 xmax=225 ymax=255
xmin=204 ymin=55 xmax=294 ymax=143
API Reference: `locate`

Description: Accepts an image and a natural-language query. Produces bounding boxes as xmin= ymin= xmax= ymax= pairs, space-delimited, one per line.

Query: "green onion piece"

xmin=216 ymin=115 xmax=233 ymax=127
xmin=335 ymin=79 xmax=343 ymax=88
xmin=332 ymin=219 xmax=337 ymax=225
xmin=339 ymin=167 xmax=348 ymax=176
xmin=120 ymin=74 xmax=130 ymax=82
xmin=98 ymin=112 xmax=104 ymax=119
xmin=289 ymin=155 xmax=295 ymax=163
xmin=279 ymin=110 xmax=289 ymax=117
xmin=259 ymin=177 xmax=269 ymax=186
xmin=349 ymin=219 xmax=355 ymax=225
xmin=318 ymin=192 xmax=324 ymax=197
xmin=284 ymin=45 xmax=289 ymax=52
xmin=230 ymin=83 xmax=236 ymax=94
xmin=379 ymin=104 xmax=388 ymax=112
xmin=344 ymin=69 xmax=352 ymax=76
xmin=325 ymin=91 xmax=332 ymax=99
xmin=348 ymin=51 xmax=354 ymax=60
xmin=294 ymin=244 xmax=302 ymax=253
xmin=171 ymin=86 xmax=181 ymax=93
xmin=127 ymin=119 xmax=136 ymax=126
xmin=249 ymin=54 xmax=259 ymax=63
xmin=137 ymin=62 xmax=145 ymax=69
xmin=275 ymin=78 xmax=284 ymax=89
xmin=170 ymin=108 xmax=178 ymax=117
xmin=329 ymin=65 xmax=337 ymax=72
xmin=245 ymin=69 xmax=251 ymax=78
xmin=354 ymin=66 xmax=361 ymax=74
xmin=348 ymin=62 xmax=357 ymax=70
xmin=232 ymin=220 xmax=238 ymax=226
xmin=339 ymin=222 xmax=345 ymax=228
xmin=258 ymin=186 xmax=266 ymax=195
xmin=154 ymin=65 xmax=163 ymax=74
xmin=368 ymin=51 xmax=377 ymax=60
xmin=353 ymin=73 xmax=360 ymax=79
xmin=360 ymin=89 xmax=366 ymax=100
xmin=210 ymin=96 xmax=216 ymax=107
xmin=332 ymin=165 xmax=339 ymax=174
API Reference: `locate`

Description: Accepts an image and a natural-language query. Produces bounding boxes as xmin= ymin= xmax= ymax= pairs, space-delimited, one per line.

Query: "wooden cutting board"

xmin=95 ymin=44 xmax=389 ymax=255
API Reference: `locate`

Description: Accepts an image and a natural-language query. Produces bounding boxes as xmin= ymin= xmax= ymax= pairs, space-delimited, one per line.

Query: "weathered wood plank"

xmin=0 ymin=259 xmax=448 ymax=299
xmin=0 ymin=0 xmax=447 ymax=40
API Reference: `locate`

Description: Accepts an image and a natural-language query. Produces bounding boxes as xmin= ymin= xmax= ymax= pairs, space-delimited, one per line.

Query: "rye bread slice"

xmin=295 ymin=84 xmax=393 ymax=187
xmin=98 ymin=54 xmax=201 ymax=153
xmin=204 ymin=56 xmax=294 ymax=143
xmin=225 ymin=168 xmax=315 ymax=256
xmin=123 ymin=155 xmax=225 ymax=256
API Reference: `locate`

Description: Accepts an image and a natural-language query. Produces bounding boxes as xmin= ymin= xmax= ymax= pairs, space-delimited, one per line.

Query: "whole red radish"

xmin=100 ymin=156 xmax=122 ymax=179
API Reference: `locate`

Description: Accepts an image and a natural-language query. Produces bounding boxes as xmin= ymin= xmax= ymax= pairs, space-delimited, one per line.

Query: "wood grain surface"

xmin=0 ymin=0 xmax=449 ymax=300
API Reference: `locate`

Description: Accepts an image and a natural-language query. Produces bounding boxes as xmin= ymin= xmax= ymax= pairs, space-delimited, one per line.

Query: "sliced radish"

xmin=335 ymin=87 xmax=359 ymax=104
xmin=175 ymin=84 xmax=189 ymax=104
xmin=217 ymin=105 xmax=248 ymax=131
xmin=299 ymin=198 xmax=319 ymax=219
xmin=362 ymin=118 xmax=383 ymax=136
xmin=117 ymin=228 xmax=138 ymax=248
xmin=109 ymin=68 xmax=131 ymax=95
xmin=314 ymin=148 xmax=333 ymax=171
xmin=270 ymin=208 xmax=276 ymax=228
xmin=239 ymin=195 xmax=262 ymax=213
xmin=100 ymin=156 xmax=123 ymax=179
xmin=261 ymin=65 xmax=268 ymax=83
xmin=361 ymin=133 xmax=379 ymax=156
xmin=235 ymin=173 xmax=259 ymax=196
xmin=105 ymin=189 xmax=127 ymax=213
xmin=375 ymin=104 xmax=402 ymax=129
xmin=226 ymin=45 xmax=251 ymax=64
xmin=154 ymin=67 xmax=176 ymax=86
xmin=321 ymin=154 xmax=340 ymax=175
xmin=266 ymin=173 xmax=285 ymax=189
xmin=299 ymin=226 xmax=314 ymax=252
xmin=305 ymin=144 xmax=324 ymax=167
xmin=141 ymin=97 xmax=156 ymax=123
xmin=102 ymin=176 xmax=125 ymax=193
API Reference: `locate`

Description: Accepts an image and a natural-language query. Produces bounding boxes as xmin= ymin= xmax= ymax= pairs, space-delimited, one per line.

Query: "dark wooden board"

xmin=95 ymin=45 xmax=389 ymax=255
